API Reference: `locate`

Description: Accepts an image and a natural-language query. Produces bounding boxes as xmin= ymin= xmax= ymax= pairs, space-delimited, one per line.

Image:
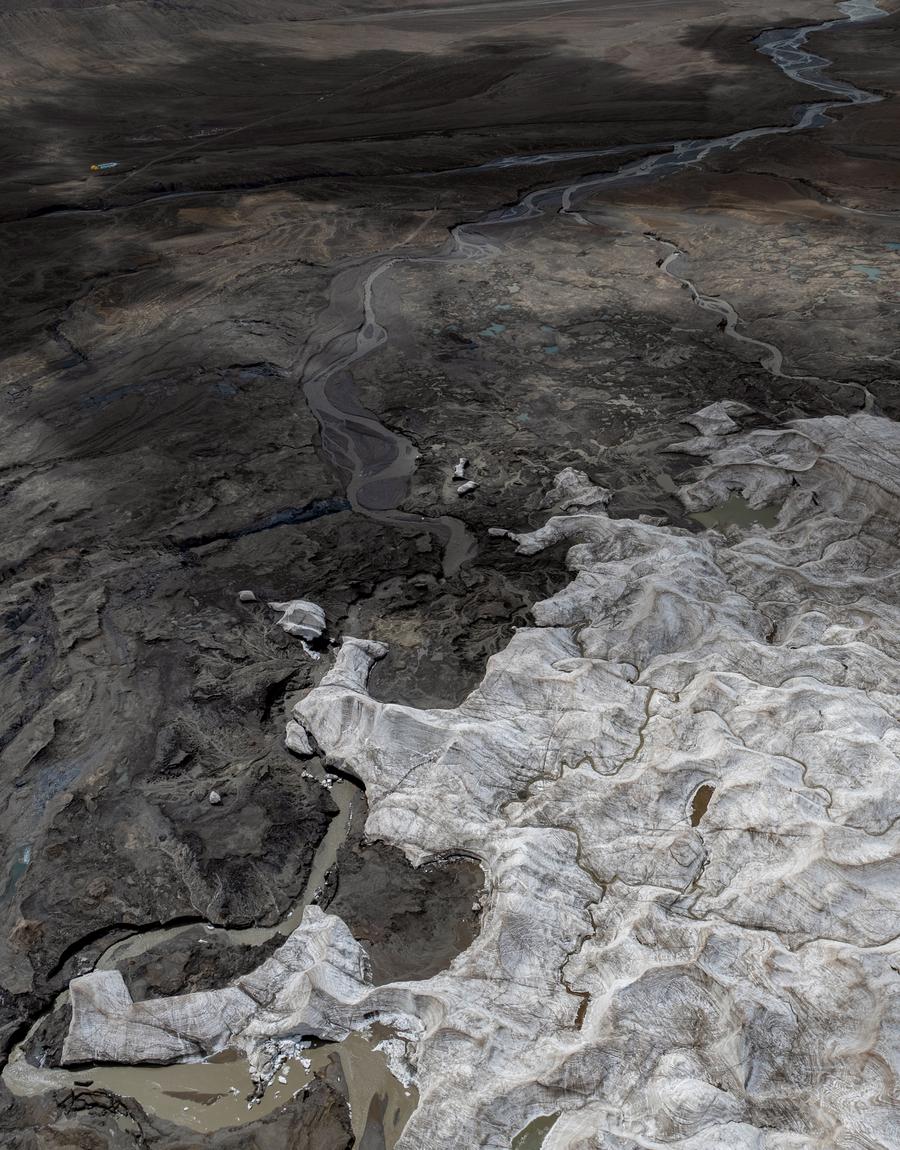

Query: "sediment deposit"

xmin=2 ymin=0 xmax=899 ymax=1143
xmin=60 ymin=411 xmax=900 ymax=1148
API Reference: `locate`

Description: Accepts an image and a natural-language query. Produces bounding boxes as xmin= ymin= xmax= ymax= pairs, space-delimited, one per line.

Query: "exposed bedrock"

xmin=62 ymin=412 xmax=900 ymax=1147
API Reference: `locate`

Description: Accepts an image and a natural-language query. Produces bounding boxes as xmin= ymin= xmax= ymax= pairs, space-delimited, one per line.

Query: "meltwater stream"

xmin=1 ymin=0 xmax=889 ymax=1141
xmin=297 ymin=0 xmax=886 ymax=575
xmin=4 ymin=776 xmax=418 ymax=1145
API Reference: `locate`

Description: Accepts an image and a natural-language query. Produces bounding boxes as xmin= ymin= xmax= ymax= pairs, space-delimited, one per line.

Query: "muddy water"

xmin=298 ymin=0 xmax=885 ymax=573
xmin=691 ymin=495 xmax=781 ymax=531
xmin=83 ymin=1034 xmax=416 ymax=1143
xmin=5 ymin=1027 xmax=415 ymax=1142
xmin=2 ymin=773 xmax=423 ymax=1140
xmin=690 ymin=783 xmax=716 ymax=827
xmin=94 ymin=774 xmax=358 ymax=973
xmin=512 ymin=1113 xmax=561 ymax=1149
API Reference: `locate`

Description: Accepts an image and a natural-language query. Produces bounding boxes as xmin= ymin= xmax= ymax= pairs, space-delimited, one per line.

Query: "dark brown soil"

xmin=1 ymin=0 xmax=897 ymax=1145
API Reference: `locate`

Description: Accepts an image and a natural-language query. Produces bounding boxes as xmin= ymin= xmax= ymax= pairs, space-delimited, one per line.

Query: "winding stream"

xmin=4 ymin=773 xmax=417 ymax=1145
xmin=647 ymin=233 xmax=876 ymax=408
xmin=298 ymin=0 xmax=886 ymax=574
xmin=2 ymin=0 xmax=890 ymax=1139
xmin=653 ymin=238 xmax=789 ymax=376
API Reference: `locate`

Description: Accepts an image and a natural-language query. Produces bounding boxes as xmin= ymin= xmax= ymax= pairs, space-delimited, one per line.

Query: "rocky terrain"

xmin=39 ymin=410 xmax=900 ymax=1148
xmin=1 ymin=0 xmax=898 ymax=1145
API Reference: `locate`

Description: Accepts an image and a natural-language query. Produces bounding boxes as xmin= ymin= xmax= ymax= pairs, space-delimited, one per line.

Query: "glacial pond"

xmin=512 ymin=1112 xmax=561 ymax=1149
xmin=691 ymin=494 xmax=781 ymax=531
xmin=87 ymin=1032 xmax=416 ymax=1142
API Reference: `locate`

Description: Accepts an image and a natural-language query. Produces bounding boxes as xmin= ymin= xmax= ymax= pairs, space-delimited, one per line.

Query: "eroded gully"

xmin=1 ymin=0 xmax=890 ymax=1140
